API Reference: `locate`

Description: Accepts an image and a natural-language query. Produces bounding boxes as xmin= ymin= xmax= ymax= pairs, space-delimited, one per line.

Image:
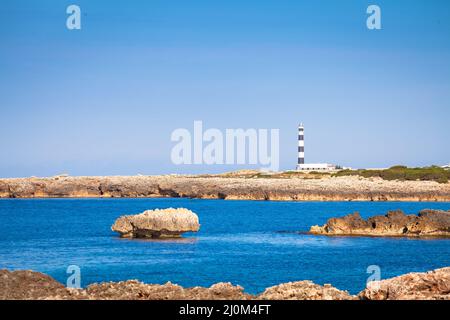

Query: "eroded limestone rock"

xmin=359 ymin=267 xmax=450 ymax=300
xmin=309 ymin=209 xmax=450 ymax=237
xmin=85 ymin=281 xmax=250 ymax=300
xmin=1 ymin=267 xmax=449 ymax=300
xmin=257 ymin=281 xmax=354 ymax=300
xmin=111 ymin=208 xmax=200 ymax=238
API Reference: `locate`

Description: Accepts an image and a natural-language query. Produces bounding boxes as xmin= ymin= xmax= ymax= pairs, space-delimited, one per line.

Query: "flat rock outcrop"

xmin=359 ymin=267 xmax=450 ymax=300
xmin=1 ymin=267 xmax=449 ymax=300
xmin=111 ymin=208 xmax=200 ymax=238
xmin=309 ymin=209 xmax=450 ymax=237
xmin=257 ymin=281 xmax=354 ymax=300
xmin=0 ymin=175 xmax=449 ymax=201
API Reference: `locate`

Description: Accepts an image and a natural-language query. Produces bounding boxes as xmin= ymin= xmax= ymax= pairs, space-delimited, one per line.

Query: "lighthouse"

xmin=296 ymin=123 xmax=338 ymax=171
xmin=297 ymin=123 xmax=305 ymax=165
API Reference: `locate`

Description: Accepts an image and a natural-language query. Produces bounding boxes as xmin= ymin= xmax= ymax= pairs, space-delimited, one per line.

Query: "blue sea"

xmin=0 ymin=199 xmax=449 ymax=295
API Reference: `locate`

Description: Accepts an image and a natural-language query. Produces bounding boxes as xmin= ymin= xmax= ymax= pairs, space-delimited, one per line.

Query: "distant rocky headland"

xmin=309 ymin=209 xmax=450 ymax=237
xmin=0 ymin=172 xmax=449 ymax=201
xmin=0 ymin=267 xmax=448 ymax=300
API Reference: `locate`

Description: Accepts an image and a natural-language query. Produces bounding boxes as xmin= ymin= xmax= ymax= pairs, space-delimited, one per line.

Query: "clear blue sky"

xmin=1 ymin=0 xmax=449 ymax=177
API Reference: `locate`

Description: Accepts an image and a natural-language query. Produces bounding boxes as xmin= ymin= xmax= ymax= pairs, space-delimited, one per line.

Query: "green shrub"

xmin=436 ymin=176 xmax=449 ymax=184
xmin=333 ymin=166 xmax=449 ymax=183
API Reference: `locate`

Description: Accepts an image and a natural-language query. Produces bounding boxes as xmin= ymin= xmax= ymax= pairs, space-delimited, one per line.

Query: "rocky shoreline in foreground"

xmin=1 ymin=267 xmax=449 ymax=300
xmin=1 ymin=174 xmax=449 ymax=201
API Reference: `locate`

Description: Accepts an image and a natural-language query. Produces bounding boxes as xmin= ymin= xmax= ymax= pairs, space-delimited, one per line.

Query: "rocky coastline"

xmin=309 ymin=209 xmax=450 ymax=237
xmin=0 ymin=174 xmax=449 ymax=201
xmin=1 ymin=267 xmax=448 ymax=300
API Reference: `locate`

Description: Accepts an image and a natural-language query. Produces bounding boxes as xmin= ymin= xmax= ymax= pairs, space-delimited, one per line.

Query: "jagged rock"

xmin=359 ymin=267 xmax=450 ymax=300
xmin=111 ymin=208 xmax=200 ymax=238
xmin=309 ymin=209 xmax=450 ymax=237
xmin=85 ymin=281 xmax=250 ymax=300
xmin=257 ymin=281 xmax=354 ymax=300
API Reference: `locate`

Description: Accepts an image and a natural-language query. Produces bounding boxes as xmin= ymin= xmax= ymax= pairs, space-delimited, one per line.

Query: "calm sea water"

xmin=0 ymin=198 xmax=449 ymax=294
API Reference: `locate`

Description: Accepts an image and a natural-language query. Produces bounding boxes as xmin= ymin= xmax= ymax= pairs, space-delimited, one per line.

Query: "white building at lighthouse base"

xmin=296 ymin=163 xmax=337 ymax=171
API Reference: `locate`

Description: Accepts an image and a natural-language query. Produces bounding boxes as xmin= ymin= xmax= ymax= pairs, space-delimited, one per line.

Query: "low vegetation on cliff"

xmin=210 ymin=166 xmax=450 ymax=183
xmin=333 ymin=165 xmax=450 ymax=184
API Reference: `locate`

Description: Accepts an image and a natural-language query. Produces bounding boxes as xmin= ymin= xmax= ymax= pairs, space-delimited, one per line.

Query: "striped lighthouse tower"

xmin=297 ymin=123 xmax=305 ymax=167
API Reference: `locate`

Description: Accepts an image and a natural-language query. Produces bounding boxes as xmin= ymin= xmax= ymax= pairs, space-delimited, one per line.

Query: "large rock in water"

xmin=309 ymin=209 xmax=450 ymax=237
xmin=111 ymin=208 xmax=200 ymax=238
